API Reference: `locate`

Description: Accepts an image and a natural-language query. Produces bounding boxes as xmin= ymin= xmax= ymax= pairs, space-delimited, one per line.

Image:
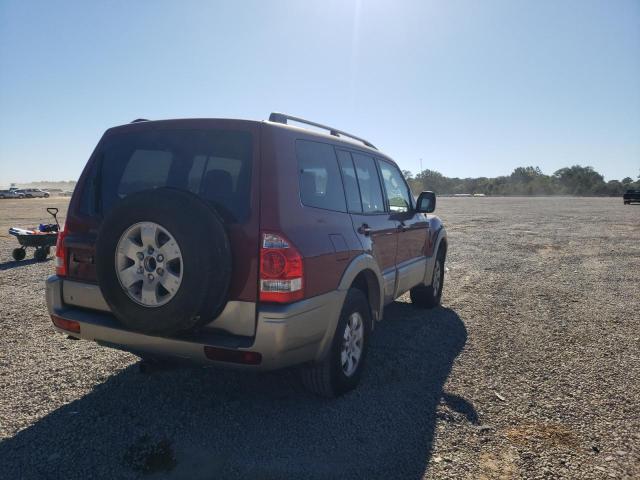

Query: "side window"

xmin=378 ymin=160 xmax=411 ymax=213
xmin=336 ymin=150 xmax=362 ymax=213
xmin=297 ymin=140 xmax=346 ymax=212
xmin=352 ymin=153 xmax=385 ymax=213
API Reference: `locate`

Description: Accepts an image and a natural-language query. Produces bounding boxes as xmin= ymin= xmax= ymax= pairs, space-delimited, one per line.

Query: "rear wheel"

xmin=12 ymin=248 xmax=26 ymax=261
xmin=410 ymin=247 xmax=445 ymax=309
xmin=301 ymin=288 xmax=371 ymax=397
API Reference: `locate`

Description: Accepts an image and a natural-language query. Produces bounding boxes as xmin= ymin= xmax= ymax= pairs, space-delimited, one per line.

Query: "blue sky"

xmin=1 ymin=0 xmax=638 ymax=184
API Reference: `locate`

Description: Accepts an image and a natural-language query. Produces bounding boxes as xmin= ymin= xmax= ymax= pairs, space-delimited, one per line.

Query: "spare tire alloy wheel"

xmin=115 ymin=222 xmax=183 ymax=307
xmin=96 ymin=188 xmax=232 ymax=336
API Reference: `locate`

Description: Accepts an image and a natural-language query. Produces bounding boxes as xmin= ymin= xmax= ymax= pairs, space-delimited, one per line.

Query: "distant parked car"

xmin=17 ymin=188 xmax=50 ymax=198
xmin=623 ymin=190 xmax=640 ymax=205
xmin=8 ymin=188 xmax=25 ymax=198
xmin=0 ymin=189 xmax=22 ymax=199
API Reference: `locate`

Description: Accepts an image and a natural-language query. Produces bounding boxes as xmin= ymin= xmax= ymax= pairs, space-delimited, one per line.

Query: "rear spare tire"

xmin=95 ymin=188 xmax=231 ymax=335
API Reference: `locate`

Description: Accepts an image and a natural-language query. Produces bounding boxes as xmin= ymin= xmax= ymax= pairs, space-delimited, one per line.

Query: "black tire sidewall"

xmin=410 ymin=247 xmax=445 ymax=308
xmin=433 ymin=253 xmax=445 ymax=304
xmin=95 ymin=188 xmax=231 ymax=335
xmin=329 ymin=289 xmax=371 ymax=395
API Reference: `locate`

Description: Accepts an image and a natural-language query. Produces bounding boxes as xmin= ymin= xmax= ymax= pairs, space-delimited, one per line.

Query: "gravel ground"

xmin=0 ymin=196 xmax=638 ymax=479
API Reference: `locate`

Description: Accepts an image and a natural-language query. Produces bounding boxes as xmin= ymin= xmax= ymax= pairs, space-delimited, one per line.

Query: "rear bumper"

xmin=46 ymin=275 xmax=345 ymax=371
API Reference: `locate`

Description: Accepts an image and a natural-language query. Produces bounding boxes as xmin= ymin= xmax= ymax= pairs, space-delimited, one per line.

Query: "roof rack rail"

xmin=130 ymin=118 xmax=149 ymax=123
xmin=269 ymin=112 xmax=377 ymax=150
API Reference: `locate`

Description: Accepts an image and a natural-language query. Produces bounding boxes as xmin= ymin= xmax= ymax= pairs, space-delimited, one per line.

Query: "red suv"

xmin=46 ymin=113 xmax=447 ymax=397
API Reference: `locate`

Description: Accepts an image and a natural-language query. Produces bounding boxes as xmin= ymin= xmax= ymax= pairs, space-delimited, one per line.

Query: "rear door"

xmin=377 ymin=158 xmax=429 ymax=295
xmin=336 ymin=149 xmax=399 ymax=304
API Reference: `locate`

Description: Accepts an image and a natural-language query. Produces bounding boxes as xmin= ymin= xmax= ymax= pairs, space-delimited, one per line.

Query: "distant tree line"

xmin=403 ymin=165 xmax=640 ymax=196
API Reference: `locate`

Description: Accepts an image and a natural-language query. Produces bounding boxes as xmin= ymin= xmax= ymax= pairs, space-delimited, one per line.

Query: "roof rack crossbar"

xmin=269 ymin=112 xmax=377 ymax=150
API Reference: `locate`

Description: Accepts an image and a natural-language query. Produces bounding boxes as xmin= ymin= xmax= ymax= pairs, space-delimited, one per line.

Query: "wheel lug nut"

xmin=147 ymin=274 xmax=154 ymax=281
xmin=147 ymin=246 xmax=154 ymax=255
xmin=137 ymin=252 xmax=144 ymax=260
xmin=157 ymin=254 xmax=164 ymax=262
xmin=156 ymin=268 xmax=164 ymax=276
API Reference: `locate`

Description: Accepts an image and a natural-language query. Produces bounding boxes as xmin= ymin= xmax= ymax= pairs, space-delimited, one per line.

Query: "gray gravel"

xmin=0 ymin=196 xmax=638 ymax=479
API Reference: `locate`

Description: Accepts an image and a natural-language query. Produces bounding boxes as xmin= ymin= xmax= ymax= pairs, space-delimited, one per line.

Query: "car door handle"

xmin=397 ymin=223 xmax=409 ymax=232
xmin=358 ymin=224 xmax=372 ymax=236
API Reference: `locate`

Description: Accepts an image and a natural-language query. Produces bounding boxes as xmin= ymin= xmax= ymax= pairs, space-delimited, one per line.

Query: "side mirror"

xmin=416 ymin=191 xmax=436 ymax=213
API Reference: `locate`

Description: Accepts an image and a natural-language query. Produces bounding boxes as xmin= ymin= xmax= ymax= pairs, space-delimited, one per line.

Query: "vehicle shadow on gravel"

xmin=0 ymin=303 xmax=470 ymax=480
xmin=0 ymin=257 xmax=50 ymax=270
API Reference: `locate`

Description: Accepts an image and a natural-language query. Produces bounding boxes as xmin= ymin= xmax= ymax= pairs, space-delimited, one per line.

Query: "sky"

xmin=0 ymin=0 xmax=638 ymax=185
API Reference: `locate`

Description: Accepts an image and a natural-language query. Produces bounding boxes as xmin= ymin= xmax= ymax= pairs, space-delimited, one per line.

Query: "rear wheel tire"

xmin=12 ymin=248 xmax=26 ymax=261
xmin=410 ymin=248 xmax=445 ymax=309
xmin=301 ymin=288 xmax=371 ymax=397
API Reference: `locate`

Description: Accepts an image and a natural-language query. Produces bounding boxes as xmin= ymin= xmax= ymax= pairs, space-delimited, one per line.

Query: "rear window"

xmin=82 ymin=129 xmax=252 ymax=223
xmin=296 ymin=140 xmax=346 ymax=212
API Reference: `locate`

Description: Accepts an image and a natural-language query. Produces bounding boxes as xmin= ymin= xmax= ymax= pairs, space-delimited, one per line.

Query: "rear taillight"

xmin=55 ymin=225 xmax=67 ymax=276
xmin=259 ymin=232 xmax=304 ymax=303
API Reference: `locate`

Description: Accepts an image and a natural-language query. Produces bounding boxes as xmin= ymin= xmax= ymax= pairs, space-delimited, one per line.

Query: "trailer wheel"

xmin=34 ymin=248 xmax=48 ymax=261
xmin=12 ymin=248 xmax=26 ymax=261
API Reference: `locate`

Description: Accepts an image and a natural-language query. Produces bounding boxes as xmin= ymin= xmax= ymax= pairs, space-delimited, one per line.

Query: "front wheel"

xmin=301 ymin=288 xmax=371 ymax=397
xmin=410 ymin=248 xmax=445 ymax=309
xmin=12 ymin=248 xmax=26 ymax=261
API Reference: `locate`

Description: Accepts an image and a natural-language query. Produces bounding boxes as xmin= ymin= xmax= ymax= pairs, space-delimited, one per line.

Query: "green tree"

xmin=553 ymin=165 xmax=605 ymax=195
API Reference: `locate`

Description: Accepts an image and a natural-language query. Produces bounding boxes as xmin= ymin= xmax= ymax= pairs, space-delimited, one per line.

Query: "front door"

xmin=377 ymin=158 xmax=429 ymax=295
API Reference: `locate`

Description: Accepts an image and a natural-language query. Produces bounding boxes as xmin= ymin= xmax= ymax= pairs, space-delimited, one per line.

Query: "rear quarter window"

xmin=296 ymin=140 xmax=346 ymax=212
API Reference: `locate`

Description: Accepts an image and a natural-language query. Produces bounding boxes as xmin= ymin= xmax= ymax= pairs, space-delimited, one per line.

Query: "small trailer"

xmin=9 ymin=208 xmax=60 ymax=261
